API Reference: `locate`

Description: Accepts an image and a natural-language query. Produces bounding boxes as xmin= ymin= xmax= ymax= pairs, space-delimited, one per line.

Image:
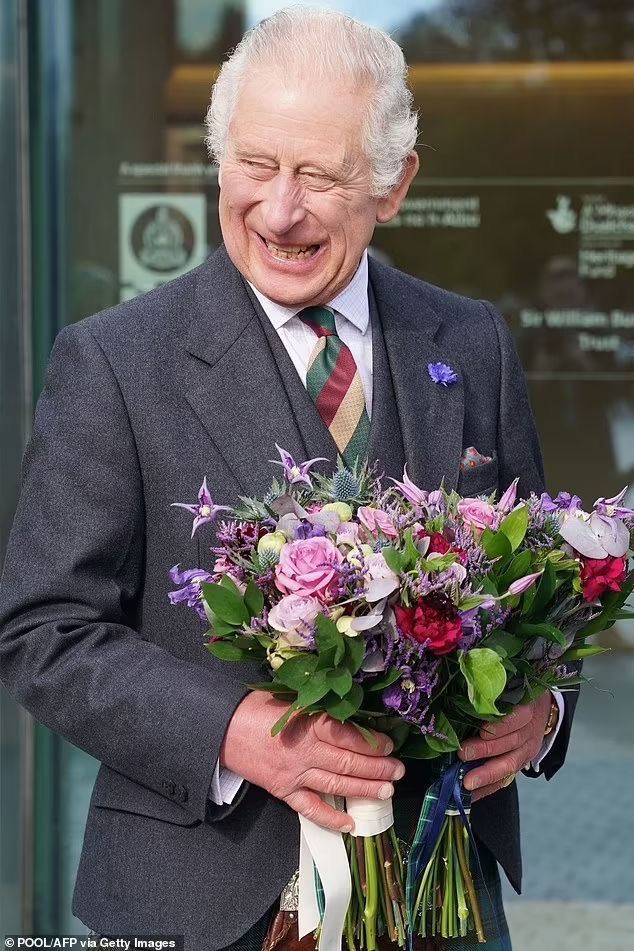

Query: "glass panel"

xmin=1 ymin=0 xmax=28 ymax=935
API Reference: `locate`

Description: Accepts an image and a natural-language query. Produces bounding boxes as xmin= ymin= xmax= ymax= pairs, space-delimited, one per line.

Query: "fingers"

xmin=478 ymin=704 xmax=533 ymax=739
xmin=463 ymin=748 xmax=531 ymax=793
xmin=470 ymin=777 xmax=512 ymax=802
xmin=298 ymin=767 xmax=395 ymax=803
xmin=313 ymin=743 xmax=405 ymax=784
xmin=313 ymin=714 xmax=394 ymax=756
xmin=458 ymin=723 xmax=532 ymax=762
xmin=285 ymin=789 xmax=355 ymax=833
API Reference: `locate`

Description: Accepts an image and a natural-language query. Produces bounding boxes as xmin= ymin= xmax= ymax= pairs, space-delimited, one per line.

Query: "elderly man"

xmin=0 ymin=8 xmax=572 ymax=951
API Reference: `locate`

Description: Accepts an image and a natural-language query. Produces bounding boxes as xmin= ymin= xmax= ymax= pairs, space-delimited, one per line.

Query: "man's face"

xmin=218 ymin=69 xmax=416 ymax=307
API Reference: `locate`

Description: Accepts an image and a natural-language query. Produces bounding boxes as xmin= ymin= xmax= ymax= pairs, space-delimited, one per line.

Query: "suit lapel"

xmin=365 ymin=283 xmax=406 ymax=482
xmin=185 ymin=246 xmax=464 ymax=498
xmin=368 ymin=256 xmax=465 ymax=492
xmin=184 ymin=247 xmax=307 ymax=498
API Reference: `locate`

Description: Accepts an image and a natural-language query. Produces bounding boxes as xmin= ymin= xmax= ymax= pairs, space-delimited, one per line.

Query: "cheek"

xmin=220 ymin=175 xmax=260 ymax=217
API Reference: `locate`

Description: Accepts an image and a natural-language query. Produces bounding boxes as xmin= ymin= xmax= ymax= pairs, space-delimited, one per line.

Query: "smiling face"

xmin=218 ymin=69 xmax=418 ymax=307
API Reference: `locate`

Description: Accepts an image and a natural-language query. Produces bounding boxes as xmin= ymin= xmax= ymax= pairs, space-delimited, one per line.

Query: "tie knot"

xmin=297 ymin=306 xmax=337 ymax=337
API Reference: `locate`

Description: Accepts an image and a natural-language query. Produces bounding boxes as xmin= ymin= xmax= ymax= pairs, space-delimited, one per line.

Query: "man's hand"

xmin=219 ymin=691 xmax=405 ymax=832
xmin=457 ymin=694 xmax=552 ymax=801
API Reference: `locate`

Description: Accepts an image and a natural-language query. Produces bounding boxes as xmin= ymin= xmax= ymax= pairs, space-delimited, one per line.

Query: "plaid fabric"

xmin=393 ymin=794 xmax=511 ymax=951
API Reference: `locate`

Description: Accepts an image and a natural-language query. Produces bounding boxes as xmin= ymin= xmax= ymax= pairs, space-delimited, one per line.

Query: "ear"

xmin=375 ymin=150 xmax=419 ymax=224
xmin=217 ymin=163 xmax=223 ymax=188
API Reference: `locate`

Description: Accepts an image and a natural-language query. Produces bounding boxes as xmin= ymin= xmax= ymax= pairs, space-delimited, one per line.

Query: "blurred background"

xmin=1 ymin=1 xmax=633 ymax=947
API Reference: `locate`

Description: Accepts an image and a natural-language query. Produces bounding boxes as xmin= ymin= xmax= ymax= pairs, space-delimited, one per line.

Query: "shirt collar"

xmin=246 ymin=249 xmax=369 ymax=333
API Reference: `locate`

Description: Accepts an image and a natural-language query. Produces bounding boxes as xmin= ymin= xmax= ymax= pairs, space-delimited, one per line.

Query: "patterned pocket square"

xmin=460 ymin=446 xmax=494 ymax=471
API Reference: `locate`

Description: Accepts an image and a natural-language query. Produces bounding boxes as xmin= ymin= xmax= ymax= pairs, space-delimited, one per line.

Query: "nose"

xmin=261 ymin=171 xmax=306 ymax=236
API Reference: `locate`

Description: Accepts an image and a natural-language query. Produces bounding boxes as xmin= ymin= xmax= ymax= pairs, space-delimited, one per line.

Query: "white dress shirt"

xmin=209 ymin=251 xmax=562 ymax=804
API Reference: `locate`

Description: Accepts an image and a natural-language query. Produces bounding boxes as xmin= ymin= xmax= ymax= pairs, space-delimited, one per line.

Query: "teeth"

xmin=264 ymin=239 xmax=318 ymax=260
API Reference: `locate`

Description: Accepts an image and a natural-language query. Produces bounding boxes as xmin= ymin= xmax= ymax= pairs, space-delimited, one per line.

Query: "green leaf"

xmin=325 ymin=683 xmax=364 ymax=721
xmin=458 ymin=594 xmax=493 ymax=612
xmin=202 ymin=582 xmax=249 ymax=626
xmin=559 ymin=645 xmax=608 ymax=661
xmin=458 ymin=648 xmax=507 ymax=716
xmin=350 ymin=722 xmax=380 ymax=750
xmin=207 ymin=640 xmax=254 ymax=662
xmin=403 ymin=528 xmax=420 ymax=570
xmin=399 ymin=735 xmax=439 ymax=759
xmin=451 ymin=694 xmax=492 ymax=722
xmin=482 ymin=629 xmax=524 ymax=657
xmin=247 ymin=682 xmax=295 ymax=696
xmin=315 ymin=614 xmax=346 ymax=668
xmin=206 ymin=611 xmax=239 ymax=636
xmin=517 ymin=621 xmax=566 ymax=646
xmin=386 ymin=721 xmax=411 ymax=752
xmin=382 ymin=547 xmax=403 ymax=575
xmin=499 ymin=551 xmax=534 ymax=590
xmin=297 ymin=671 xmax=330 ymax=707
xmin=244 ymin=579 xmax=265 ymax=618
xmin=271 ymin=699 xmax=302 ymax=736
xmin=366 ymin=667 xmax=401 ymax=692
xmin=426 ymin=712 xmax=460 ymax=753
xmin=499 ymin=505 xmax=529 ymax=552
xmin=326 ymin=667 xmax=353 ymax=698
xmin=276 ymin=653 xmax=319 ymax=690
xmin=342 ymin=634 xmax=365 ymax=675
xmin=529 ymin=560 xmax=556 ymax=616
xmin=481 ymin=528 xmax=512 ymax=561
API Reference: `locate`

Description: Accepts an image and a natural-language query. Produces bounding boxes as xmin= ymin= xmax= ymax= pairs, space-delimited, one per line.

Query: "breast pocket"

xmin=90 ymin=763 xmax=201 ymax=827
xmin=456 ymin=455 xmax=499 ymax=499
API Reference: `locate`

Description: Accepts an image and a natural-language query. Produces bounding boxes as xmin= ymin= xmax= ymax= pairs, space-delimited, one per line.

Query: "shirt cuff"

xmin=528 ymin=690 xmax=565 ymax=773
xmin=209 ymin=759 xmax=246 ymax=805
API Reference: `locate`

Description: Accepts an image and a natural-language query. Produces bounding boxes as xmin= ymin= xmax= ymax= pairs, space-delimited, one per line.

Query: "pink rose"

xmin=358 ymin=506 xmax=398 ymax=538
xmin=274 ymin=537 xmax=343 ymax=602
xmin=268 ymin=594 xmax=322 ymax=642
xmin=457 ymin=498 xmax=497 ymax=532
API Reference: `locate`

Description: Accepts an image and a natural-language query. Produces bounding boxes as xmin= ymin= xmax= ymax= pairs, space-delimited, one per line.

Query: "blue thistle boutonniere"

xmin=427 ymin=362 xmax=459 ymax=386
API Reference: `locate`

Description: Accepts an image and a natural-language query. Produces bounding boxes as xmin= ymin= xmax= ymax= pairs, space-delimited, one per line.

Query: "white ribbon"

xmin=298 ymin=796 xmax=394 ymax=949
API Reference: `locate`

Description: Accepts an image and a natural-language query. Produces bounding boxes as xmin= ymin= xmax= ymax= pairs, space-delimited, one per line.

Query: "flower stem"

xmin=356 ymin=835 xmax=367 ymax=896
xmin=376 ymin=832 xmax=397 ymax=941
xmin=453 ymin=816 xmax=486 ymax=944
xmin=363 ymin=835 xmax=379 ymax=950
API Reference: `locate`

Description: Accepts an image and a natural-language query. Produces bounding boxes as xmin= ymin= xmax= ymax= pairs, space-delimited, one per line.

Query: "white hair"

xmin=204 ymin=5 xmax=419 ymax=197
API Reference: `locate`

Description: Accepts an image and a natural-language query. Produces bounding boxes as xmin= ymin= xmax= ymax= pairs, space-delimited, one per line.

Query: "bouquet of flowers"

xmin=169 ymin=446 xmax=633 ymax=950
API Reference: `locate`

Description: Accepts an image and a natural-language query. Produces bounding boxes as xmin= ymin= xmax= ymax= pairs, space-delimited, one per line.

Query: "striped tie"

xmin=298 ymin=306 xmax=370 ymax=468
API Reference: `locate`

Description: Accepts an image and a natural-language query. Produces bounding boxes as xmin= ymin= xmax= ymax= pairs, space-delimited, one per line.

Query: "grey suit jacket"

xmin=0 ymin=246 xmax=578 ymax=948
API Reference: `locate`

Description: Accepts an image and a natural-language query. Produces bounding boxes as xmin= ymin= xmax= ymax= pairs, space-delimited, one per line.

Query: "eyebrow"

xmin=231 ymin=144 xmax=350 ymax=179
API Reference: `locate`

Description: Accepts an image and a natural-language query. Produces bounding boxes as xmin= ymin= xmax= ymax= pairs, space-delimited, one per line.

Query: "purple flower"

xmin=381 ymin=657 xmax=440 ymax=727
xmin=427 ymin=362 xmax=459 ymax=386
xmin=171 ymin=477 xmax=231 ymax=538
xmin=541 ymin=491 xmax=582 ymax=513
xmin=168 ymin=564 xmax=214 ymax=620
xmin=269 ymin=444 xmax=328 ymax=487
xmin=498 ymin=478 xmax=519 ymax=514
xmin=507 ymin=570 xmax=544 ymax=596
xmin=594 ymin=486 xmax=633 ymax=520
xmin=295 ymin=518 xmax=327 ymax=539
xmin=390 ymin=465 xmax=428 ymax=506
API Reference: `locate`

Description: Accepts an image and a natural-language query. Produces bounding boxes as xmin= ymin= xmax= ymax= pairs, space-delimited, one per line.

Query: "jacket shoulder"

xmin=369 ymin=255 xmax=502 ymax=337
xmin=64 ymin=259 xmax=205 ymax=357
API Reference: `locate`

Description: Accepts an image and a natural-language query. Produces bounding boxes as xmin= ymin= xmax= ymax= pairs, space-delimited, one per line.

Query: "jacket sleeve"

xmin=482 ymin=300 xmax=581 ymax=781
xmin=0 ymin=322 xmax=249 ymax=823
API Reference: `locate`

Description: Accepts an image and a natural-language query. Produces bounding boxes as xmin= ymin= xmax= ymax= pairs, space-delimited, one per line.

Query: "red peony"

xmin=394 ymin=598 xmax=463 ymax=655
xmin=417 ymin=529 xmax=467 ymax=564
xmin=579 ymin=555 xmax=627 ymax=602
